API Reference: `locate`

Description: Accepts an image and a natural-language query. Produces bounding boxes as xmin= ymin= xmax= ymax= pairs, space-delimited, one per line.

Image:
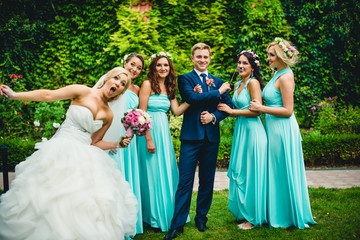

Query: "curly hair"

xmin=147 ymin=56 xmax=177 ymax=100
xmin=237 ymin=51 xmax=264 ymax=89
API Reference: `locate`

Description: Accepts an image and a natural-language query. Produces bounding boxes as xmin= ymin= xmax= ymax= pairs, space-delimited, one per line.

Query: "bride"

xmin=0 ymin=67 xmax=138 ymax=240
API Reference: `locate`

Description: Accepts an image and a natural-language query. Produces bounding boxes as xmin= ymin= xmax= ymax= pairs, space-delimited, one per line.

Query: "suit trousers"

xmin=170 ymin=138 xmax=219 ymax=230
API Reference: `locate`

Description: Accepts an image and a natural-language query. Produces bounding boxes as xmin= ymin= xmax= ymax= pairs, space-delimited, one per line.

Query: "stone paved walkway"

xmin=1 ymin=169 xmax=360 ymax=191
xmin=193 ymin=169 xmax=360 ymax=191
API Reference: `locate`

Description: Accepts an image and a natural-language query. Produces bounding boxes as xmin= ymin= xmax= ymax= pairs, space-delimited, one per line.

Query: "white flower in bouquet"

xmin=53 ymin=122 xmax=60 ymax=128
xmin=138 ymin=116 xmax=146 ymax=125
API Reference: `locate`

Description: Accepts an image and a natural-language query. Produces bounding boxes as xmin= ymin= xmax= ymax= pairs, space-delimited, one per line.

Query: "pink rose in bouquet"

xmin=120 ymin=109 xmax=152 ymax=147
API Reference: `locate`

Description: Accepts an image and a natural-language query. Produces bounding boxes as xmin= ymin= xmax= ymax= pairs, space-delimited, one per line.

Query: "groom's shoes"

xmin=163 ymin=227 xmax=183 ymax=240
xmin=195 ymin=222 xmax=208 ymax=232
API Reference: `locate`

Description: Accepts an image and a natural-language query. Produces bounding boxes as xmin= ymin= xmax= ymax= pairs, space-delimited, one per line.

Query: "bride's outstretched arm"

xmin=0 ymin=84 xmax=88 ymax=102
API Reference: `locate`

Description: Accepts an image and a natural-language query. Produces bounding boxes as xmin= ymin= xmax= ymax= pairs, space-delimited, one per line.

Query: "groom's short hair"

xmin=191 ymin=43 xmax=211 ymax=56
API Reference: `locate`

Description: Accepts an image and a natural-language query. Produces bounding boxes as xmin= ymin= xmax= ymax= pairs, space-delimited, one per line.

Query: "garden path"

xmin=195 ymin=169 xmax=360 ymax=191
xmin=1 ymin=169 xmax=360 ymax=191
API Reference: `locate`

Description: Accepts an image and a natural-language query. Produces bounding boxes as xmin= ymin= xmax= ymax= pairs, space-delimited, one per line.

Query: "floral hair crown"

xmin=240 ymin=49 xmax=260 ymax=67
xmin=275 ymin=37 xmax=295 ymax=58
xmin=120 ymin=53 xmax=136 ymax=64
xmin=149 ymin=51 xmax=172 ymax=63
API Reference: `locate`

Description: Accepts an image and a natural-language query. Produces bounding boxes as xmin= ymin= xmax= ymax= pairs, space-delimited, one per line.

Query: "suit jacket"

xmin=178 ymin=69 xmax=233 ymax=143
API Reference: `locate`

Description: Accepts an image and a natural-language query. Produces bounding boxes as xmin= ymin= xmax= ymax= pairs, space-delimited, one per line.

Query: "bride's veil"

xmin=93 ymin=74 xmax=126 ymax=143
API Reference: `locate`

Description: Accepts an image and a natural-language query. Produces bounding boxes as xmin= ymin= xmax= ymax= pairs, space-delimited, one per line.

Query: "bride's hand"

xmin=117 ymin=135 xmax=132 ymax=148
xmin=0 ymin=85 xmax=16 ymax=99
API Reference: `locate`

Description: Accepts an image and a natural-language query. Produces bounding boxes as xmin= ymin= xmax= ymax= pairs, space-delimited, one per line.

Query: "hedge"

xmin=302 ymin=134 xmax=360 ymax=168
xmin=1 ymin=134 xmax=359 ymax=171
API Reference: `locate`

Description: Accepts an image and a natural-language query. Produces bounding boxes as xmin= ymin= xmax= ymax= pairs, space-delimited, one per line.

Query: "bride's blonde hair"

xmin=97 ymin=67 xmax=131 ymax=101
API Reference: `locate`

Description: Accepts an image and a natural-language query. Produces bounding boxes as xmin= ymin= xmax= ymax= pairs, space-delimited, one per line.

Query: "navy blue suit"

xmin=170 ymin=70 xmax=232 ymax=230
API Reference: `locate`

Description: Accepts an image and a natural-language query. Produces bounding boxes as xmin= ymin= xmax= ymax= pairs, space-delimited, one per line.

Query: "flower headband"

xmin=120 ymin=53 xmax=136 ymax=64
xmin=275 ymin=37 xmax=295 ymax=58
xmin=240 ymin=49 xmax=260 ymax=67
xmin=149 ymin=51 xmax=172 ymax=63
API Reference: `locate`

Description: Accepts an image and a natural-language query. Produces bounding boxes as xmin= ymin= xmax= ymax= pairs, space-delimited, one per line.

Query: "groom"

xmin=164 ymin=43 xmax=232 ymax=239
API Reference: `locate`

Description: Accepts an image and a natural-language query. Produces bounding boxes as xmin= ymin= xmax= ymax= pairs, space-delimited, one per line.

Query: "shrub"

xmin=0 ymin=139 xmax=37 ymax=171
xmin=310 ymin=96 xmax=360 ymax=135
xmin=0 ymin=74 xmax=35 ymax=139
xmin=33 ymin=101 xmax=67 ymax=139
xmin=302 ymin=133 xmax=360 ymax=167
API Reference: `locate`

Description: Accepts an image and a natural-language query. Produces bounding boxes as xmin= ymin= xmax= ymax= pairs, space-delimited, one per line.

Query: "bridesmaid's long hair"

xmin=237 ymin=51 xmax=264 ymax=89
xmin=147 ymin=56 xmax=177 ymax=100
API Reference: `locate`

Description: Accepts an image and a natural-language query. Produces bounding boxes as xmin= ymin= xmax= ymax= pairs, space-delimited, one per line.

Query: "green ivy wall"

xmin=1 ymin=0 xmax=359 ymax=138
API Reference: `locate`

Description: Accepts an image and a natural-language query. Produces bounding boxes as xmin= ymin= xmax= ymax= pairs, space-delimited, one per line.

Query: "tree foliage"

xmin=0 ymin=0 xmax=359 ymax=140
xmin=282 ymin=0 xmax=360 ymax=125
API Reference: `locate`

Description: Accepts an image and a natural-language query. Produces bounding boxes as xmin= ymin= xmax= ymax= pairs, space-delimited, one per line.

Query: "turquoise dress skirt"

xmin=227 ymin=78 xmax=268 ymax=227
xmin=109 ymin=90 xmax=143 ymax=234
xmin=137 ymin=94 xmax=179 ymax=232
xmin=262 ymin=68 xmax=316 ymax=229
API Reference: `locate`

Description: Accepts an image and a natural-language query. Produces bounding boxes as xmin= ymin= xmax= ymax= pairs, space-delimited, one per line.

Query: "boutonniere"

xmin=206 ymin=78 xmax=215 ymax=87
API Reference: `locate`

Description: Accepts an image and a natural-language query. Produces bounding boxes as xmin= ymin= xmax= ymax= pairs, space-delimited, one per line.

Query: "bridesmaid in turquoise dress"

xmin=218 ymin=50 xmax=267 ymax=230
xmin=98 ymin=54 xmax=145 ymax=235
xmin=250 ymin=38 xmax=316 ymax=229
xmin=138 ymin=52 xmax=201 ymax=232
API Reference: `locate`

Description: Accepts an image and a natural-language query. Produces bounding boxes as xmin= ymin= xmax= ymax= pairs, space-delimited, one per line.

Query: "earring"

xmin=251 ymin=71 xmax=254 ymax=78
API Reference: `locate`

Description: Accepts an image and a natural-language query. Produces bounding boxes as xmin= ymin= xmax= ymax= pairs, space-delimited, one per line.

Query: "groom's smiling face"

xmin=191 ymin=49 xmax=211 ymax=73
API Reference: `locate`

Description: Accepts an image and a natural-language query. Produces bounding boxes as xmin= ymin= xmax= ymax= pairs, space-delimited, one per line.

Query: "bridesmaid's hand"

xmin=194 ymin=84 xmax=202 ymax=93
xmin=147 ymin=139 xmax=155 ymax=154
xmin=249 ymin=99 xmax=262 ymax=112
xmin=217 ymin=103 xmax=233 ymax=115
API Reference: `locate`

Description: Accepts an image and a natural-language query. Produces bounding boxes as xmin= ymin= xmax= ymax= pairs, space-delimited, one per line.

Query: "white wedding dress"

xmin=0 ymin=105 xmax=137 ymax=240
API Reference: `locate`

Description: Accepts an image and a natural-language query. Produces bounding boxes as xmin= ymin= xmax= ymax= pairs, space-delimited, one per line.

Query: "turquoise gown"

xmin=109 ymin=89 xmax=143 ymax=234
xmin=137 ymin=94 xmax=179 ymax=232
xmin=262 ymin=68 xmax=316 ymax=229
xmin=227 ymin=78 xmax=268 ymax=227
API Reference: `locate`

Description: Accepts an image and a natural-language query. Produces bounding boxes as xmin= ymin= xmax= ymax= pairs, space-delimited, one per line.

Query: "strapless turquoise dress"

xmin=227 ymin=78 xmax=268 ymax=226
xmin=109 ymin=90 xmax=143 ymax=234
xmin=262 ymin=68 xmax=316 ymax=228
xmin=137 ymin=94 xmax=179 ymax=232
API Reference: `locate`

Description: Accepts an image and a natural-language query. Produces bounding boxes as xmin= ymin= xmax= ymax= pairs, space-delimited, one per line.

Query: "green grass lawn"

xmin=134 ymin=187 xmax=360 ymax=240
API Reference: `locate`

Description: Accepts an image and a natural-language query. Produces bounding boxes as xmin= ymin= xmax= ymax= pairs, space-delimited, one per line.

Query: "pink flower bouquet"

xmin=120 ymin=109 xmax=152 ymax=147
